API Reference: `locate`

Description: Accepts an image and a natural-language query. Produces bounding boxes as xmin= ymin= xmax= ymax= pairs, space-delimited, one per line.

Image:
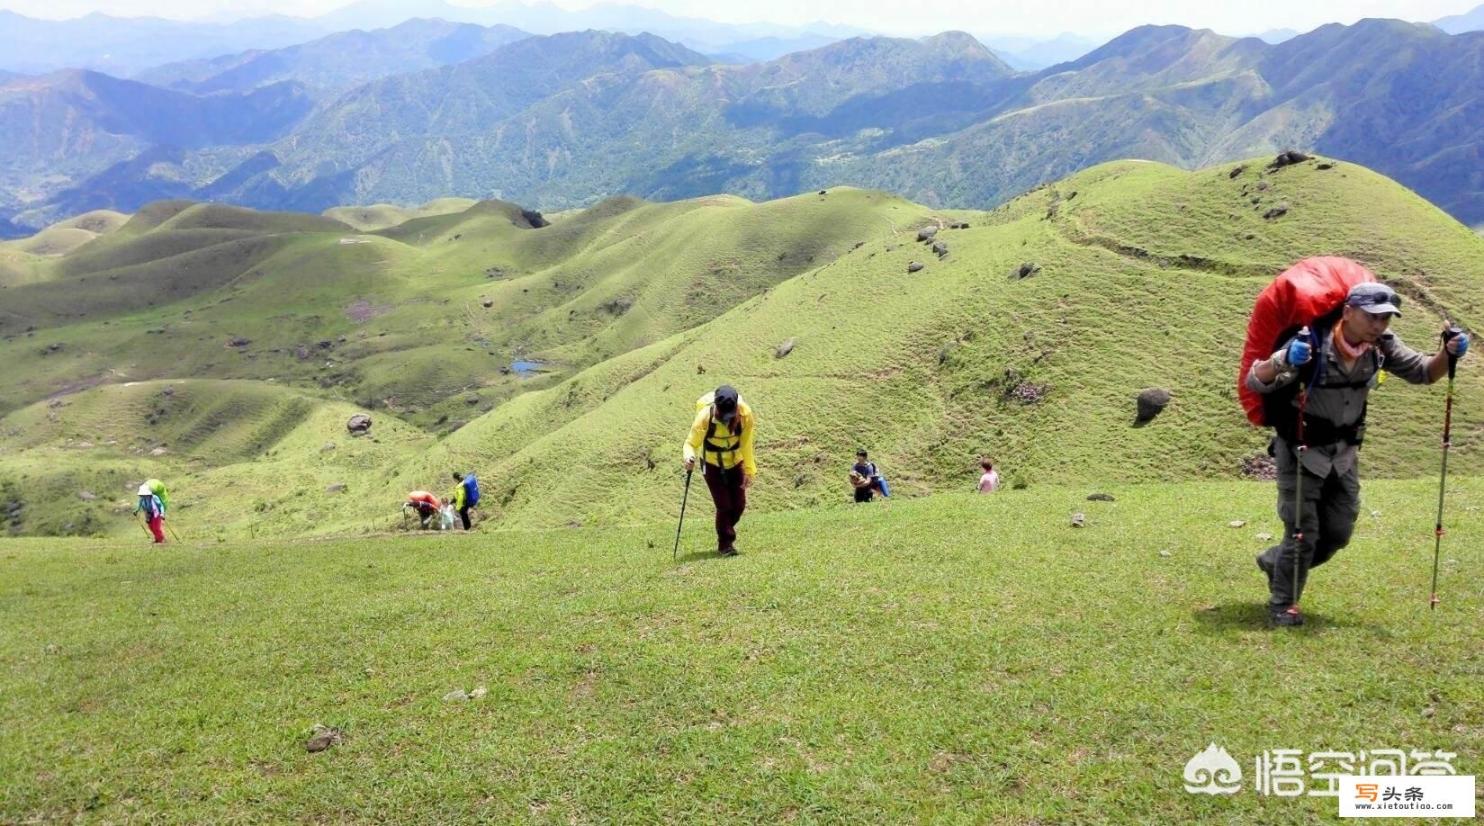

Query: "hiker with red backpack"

xmin=1240 ymin=258 xmax=1468 ymax=627
xmin=404 ymin=491 xmax=442 ymax=529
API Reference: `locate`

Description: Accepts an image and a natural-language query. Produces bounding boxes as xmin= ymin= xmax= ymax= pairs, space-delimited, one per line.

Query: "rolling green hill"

xmin=323 ymin=198 xmax=479 ymax=231
xmin=1 ymin=156 xmax=1479 ymax=539
xmin=0 ymin=379 xmax=432 ymax=537
xmin=396 ymin=156 xmax=1483 ymax=533
xmin=2 ymin=210 xmax=129 ymax=257
xmin=0 ymin=188 xmax=927 ymax=422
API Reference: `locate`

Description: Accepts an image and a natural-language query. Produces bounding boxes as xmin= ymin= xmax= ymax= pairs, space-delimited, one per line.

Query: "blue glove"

xmin=1283 ymin=336 xmax=1312 ymax=367
xmin=1448 ymin=332 xmax=1468 ymax=359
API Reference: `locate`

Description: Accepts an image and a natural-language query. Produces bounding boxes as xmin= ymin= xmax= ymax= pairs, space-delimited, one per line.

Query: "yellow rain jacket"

xmin=683 ymin=391 xmax=756 ymax=475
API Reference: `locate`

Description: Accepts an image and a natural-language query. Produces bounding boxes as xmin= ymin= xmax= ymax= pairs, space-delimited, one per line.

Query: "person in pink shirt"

xmin=977 ymin=460 xmax=1000 ymax=493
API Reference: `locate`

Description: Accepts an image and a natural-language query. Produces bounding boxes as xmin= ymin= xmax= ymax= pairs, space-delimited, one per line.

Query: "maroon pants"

xmin=702 ymin=463 xmax=747 ymax=551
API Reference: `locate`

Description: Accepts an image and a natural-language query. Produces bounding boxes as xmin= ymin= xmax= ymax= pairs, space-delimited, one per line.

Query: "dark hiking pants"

xmin=702 ymin=463 xmax=747 ymax=552
xmin=1260 ymin=452 xmax=1361 ymax=610
xmin=458 ymin=505 xmax=472 ymax=530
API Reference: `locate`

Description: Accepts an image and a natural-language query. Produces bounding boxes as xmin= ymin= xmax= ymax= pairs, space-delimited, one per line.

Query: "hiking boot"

xmin=1256 ymin=553 xmax=1274 ymax=588
xmin=1269 ymin=605 xmax=1304 ymax=627
xmin=718 ymin=546 xmax=738 ymax=557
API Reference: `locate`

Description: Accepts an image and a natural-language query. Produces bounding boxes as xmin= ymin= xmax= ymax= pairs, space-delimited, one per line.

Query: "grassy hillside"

xmin=2 ymin=479 xmax=1480 ymax=822
xmin=0 ymin=379 xmax=431 ymax=537
xmin=0 ymin=189 xmax=927 ymax=428
xmin=401 ymin=155 xmax=1482 ymax=532
xmin=1 ymin=156 xmax=1480 ymax=539
xmin=0 ymin=188 xmax=933 ymax=537
xmin=2 ymin=209 xmax=129 ymax=257
xmin=2 ymin=203 xmax=154 ymax=290
xmin=323 ymin=197 xmax=479 ymax=231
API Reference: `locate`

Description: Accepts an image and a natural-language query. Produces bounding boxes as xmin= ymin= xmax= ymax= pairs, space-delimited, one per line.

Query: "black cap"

xmin=713 ymin=385 xmax=738 ymax=424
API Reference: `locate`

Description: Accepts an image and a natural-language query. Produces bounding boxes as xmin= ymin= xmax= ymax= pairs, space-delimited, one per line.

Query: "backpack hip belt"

xmin=1275 ymin=410 xmax=1366 ymax=448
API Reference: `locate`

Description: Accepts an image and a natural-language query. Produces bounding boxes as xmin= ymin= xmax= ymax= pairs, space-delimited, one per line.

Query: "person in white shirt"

xmin=977 ymin=460 xmax=1000 ymax=493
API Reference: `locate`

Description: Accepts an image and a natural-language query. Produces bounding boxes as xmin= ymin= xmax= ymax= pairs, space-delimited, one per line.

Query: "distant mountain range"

xmin=978 ymin=33 xmax=1101 ymax=69
xmin=0 ymin=70 xmax=313 ymax=222
xmin=1434 ymin=3 xmax=1484 ymax=33
xmin=6 ymin=1 xmax=1482 ymax=77
xmin=136 ymin=18 xmax=529 ymax=95
xmin=0 ymin=1 xmax=870 ymax=75
xmin=0 ymin=10 xmax=329 ymax=75
xmin=3 ymin=14 xmax=1483 ymax=234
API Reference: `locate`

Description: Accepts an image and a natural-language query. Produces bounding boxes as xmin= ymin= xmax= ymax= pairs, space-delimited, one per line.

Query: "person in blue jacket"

xmin=451 ymin=472 xmax=480 ymax=530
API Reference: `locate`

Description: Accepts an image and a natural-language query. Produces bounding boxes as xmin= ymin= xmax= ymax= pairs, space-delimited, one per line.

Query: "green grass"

xmin=323 ymin=198 xmax=480 ymax=231
xmin=397 ymin=156 xmax=1483 ymax=532
xmin=0 ymin=189 xmax=929 ymax=427
xmin=2 ymin=157 xmax=1481 ymax=539
xmin=2 ymin=479 xmax=1480 ymax=822
xmin=0 ymin=379 xmax=433 ymax=537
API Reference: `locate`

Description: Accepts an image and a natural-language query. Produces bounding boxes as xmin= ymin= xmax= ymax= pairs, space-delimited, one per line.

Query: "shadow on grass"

xmin=1192 ymin=602 xmax=1394 ymax=638
xmin=674 ymin=550 xmax=736 ymax=564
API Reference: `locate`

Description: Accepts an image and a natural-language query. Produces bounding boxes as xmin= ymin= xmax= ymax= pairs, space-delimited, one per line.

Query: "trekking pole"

xmin=1291 ymin=327 xmax=1318 ymax=610
xmin=672 ymin=467 xmax=694 ymax=563
xmin=1428 ymin=326 xmax=1463 ymax=610
xmin=165 ymin=521 xmax=182 ymax=543
xmin=1292 ymin=396 xmax=1308 ymax=608
xmin=136 ymin=513 xmax=152 ymax=539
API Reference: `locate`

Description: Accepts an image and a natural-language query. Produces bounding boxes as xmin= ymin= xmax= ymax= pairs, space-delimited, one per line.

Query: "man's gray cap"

xmin=1346 ymin=282 xmax=1402 ymax=317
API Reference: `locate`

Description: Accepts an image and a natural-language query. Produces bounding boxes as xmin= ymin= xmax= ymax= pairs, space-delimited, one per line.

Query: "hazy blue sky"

xmin=1 ymin=0 xmax=1477 ymax=37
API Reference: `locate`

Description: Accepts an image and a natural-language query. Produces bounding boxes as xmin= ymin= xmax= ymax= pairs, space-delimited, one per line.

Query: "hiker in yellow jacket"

xmin=682 ymin=384 xmax=755 ymax=556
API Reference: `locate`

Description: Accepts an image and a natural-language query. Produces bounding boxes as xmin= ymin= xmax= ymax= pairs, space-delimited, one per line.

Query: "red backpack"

xmin=1238 ymin=257 xmax=1376 ymax=426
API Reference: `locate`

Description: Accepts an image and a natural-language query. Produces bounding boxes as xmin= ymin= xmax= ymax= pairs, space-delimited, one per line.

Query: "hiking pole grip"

xmin=1441 ymin=326 xmax=1462 ymax=381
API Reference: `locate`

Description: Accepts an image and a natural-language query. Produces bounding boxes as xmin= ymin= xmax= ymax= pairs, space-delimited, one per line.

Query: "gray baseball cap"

xmin=1346 ymin=282 xmax=1402 ymax=317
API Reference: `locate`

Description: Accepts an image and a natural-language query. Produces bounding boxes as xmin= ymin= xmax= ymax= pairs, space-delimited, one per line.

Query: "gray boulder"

xmin=1134 ymin=389 xmax=1172 ymax=424
xmin=305 ymin=725 xmax=343 ymax=753
xmin=1010 ymin=262 xmax=1041 ymax=280
xmin=347 ymin=414 xmax=373 ymax=436
xmin=1269 ymin=150 xmax=1311 ymax=169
